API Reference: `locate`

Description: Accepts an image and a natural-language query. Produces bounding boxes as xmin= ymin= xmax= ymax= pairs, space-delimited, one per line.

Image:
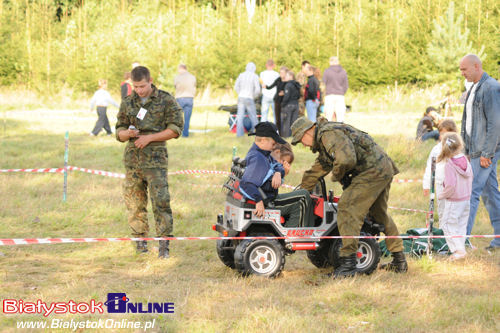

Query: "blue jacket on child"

xmin=239 ymin=143 xmax=285 ymax=203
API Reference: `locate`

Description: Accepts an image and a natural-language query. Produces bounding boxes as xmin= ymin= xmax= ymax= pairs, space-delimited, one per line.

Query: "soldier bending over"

xmin=291 ymin=117 xmax=408 ymax=278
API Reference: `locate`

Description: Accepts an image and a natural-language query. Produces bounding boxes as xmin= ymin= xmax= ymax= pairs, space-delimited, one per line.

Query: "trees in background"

xmin=0 ymin=0 xmax=497 ymax=93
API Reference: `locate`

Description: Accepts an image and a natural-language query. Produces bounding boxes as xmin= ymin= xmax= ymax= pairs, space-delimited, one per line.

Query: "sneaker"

xmin=485 ymin=245 xmax=499 ymax=252
xmin=449 ymin=252 xmax=466 ymax=261
xmin=89 ymin=132 xmax=96 ymax=136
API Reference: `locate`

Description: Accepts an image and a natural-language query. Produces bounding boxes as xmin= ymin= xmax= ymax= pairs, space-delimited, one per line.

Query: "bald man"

xmin=459 ymin=54 xmax=500 ymax=251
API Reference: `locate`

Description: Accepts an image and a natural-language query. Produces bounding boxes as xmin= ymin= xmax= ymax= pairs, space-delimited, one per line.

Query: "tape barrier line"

xmin=1 ymin=167 xmax=429 ymax=213
xmin=0 ymin=168 xmax=65 ymax=174
xmin=2 ymin=167 xmax=423 ymax=183
xmin=1 ymin=235 xmax=498 ymax=246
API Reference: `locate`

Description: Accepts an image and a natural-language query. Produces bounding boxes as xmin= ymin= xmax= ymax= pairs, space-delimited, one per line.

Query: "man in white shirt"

xmin=259 ymin=59 xmax=280 ymax=123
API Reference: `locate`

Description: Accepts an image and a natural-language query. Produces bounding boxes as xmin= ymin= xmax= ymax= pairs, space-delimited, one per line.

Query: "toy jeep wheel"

xmin=331 ymin=237 xmax=381 ymax=275
xmin=234 ymin=239 xmax=285 ymax=277
xmin=306 ymin=240 xmax=333 ymax=268
xmin=216 ymin=239 xmax=236 ymax=269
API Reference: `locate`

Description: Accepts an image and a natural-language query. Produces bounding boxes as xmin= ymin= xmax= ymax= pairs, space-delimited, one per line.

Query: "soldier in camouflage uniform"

xmin=291 ymin=117 xmax=408 ymax=278
xmin=116 ymin=66 xmax=184 ymax=258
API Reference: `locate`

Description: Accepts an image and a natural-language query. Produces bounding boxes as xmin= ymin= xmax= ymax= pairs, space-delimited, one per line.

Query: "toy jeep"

xmin=213 ymin=157 xmax=383 ymax=277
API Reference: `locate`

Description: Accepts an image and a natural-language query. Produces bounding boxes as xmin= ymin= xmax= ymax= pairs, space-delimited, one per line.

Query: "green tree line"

xmin=0 ymin=0 xmax=498 ymax=93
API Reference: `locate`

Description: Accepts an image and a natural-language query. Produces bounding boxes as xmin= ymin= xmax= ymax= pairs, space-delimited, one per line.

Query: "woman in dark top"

xmin=265 ymin=66 xmax=288 ymax=135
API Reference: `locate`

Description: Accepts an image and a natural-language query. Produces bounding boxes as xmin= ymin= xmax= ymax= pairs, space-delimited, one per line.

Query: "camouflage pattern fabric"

xmin=124 ymin=168 xmax=173 ymax=237
xmin=300 ymin=117 xmax=403 ymax=256
xmin=116 ymin=85 xmax=183 ymax=237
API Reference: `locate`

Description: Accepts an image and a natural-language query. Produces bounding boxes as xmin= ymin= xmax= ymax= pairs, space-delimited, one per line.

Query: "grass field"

xmin=0 ymin=87 xmax=499 ymax=332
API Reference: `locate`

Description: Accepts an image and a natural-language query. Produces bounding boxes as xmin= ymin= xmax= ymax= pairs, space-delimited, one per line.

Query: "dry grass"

xmin=0 ymin=88 xmax=499 ymax=332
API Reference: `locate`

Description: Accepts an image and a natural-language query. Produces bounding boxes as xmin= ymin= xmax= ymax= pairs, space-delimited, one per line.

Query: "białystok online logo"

xmin=2 ymin=293 xmax=174 ymax=316
xmin=104 ymin=293 xmax=174 ymax=314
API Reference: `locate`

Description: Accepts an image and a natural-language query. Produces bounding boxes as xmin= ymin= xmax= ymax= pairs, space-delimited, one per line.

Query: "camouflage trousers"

xmin=337 ymin=172 xmax=404 ymax=257
xmin=123 ymin=168 xmax=173 ymax=237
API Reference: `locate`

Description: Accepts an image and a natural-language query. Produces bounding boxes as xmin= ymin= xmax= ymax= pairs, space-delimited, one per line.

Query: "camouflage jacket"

xmin=301 ymin=118 xmax=399 ymax=191
xmin=116 ymin=85 xmax=184 ymax=169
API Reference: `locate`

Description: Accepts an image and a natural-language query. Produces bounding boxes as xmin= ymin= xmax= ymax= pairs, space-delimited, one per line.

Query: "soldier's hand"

xmin=254 ymin=201 xmax=265 ymax=217
xmin=128 ymin=129 xmax=139 ymax=138
xmin=423 ymin=189 xmax=429 ymax=196
xmin=271 ymin=172 xmax=282 ymax=189
xmin=134 ymin=135 xmax=152 ymax=149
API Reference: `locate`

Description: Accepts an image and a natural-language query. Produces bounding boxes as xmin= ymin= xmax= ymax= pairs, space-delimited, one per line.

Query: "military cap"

xmin=291 ymin=117 xmax=315 ymax=145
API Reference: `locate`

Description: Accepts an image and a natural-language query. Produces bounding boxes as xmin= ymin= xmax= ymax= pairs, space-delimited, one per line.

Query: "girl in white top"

xmin=422 ymin=119 xmax=458 ymax=218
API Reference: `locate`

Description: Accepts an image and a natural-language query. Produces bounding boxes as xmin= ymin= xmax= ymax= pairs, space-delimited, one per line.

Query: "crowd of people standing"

xmin=233 ymin=57 xmax=349 ymax=138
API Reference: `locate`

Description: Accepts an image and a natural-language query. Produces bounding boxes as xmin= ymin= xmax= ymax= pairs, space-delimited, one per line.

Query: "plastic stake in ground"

xmin=427 ymin=157 xmax=436 ymax=256
xmin=63 ymin=131 xmax=69 ymax=202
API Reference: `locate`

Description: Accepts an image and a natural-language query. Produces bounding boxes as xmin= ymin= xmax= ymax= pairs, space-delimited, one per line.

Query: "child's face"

xmin=270 ymin=149 xmax=280 ymax=161
xmin=259 ymin=137 xmax=276 ymax=151
xmin=285 ymin=73 xmax=293 ymax=81
xmin=281 ymin=155 xmax=292 ymax=165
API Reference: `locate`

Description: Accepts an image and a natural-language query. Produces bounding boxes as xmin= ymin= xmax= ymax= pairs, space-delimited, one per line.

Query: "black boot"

xmin=331 ymin=254 xmax=357 ymax=278
xmin=135 ymin=240 xmax=148 ymax=254
xmin=158 ymin=240 xmax=169 ymax=259
xmin=380 ymin=251 xmax=408 ymax=273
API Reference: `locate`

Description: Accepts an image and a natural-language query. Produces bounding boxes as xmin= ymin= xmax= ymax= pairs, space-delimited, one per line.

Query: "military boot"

xmin=135 ymin=240 xmax=148 ymax=254
xmin=380 ymin=251 xmax=408 ymax=273
xmin=158 ymin=240 xmax=170 ymax=259
xmin=330 ymin=254 xmax=357 ymax=278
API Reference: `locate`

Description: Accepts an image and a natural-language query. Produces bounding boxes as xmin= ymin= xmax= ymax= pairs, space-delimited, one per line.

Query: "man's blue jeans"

xmin=422 ymin=130 xmax=439 ymax=141
xmin=236 ymin=97 xmax=258 ymax=137
xmin=467 ymin=149 xmax=500 ymax=247
xmin=176 ymin=97 xmax=193 ymax=137
xmin=305 ymin=99 xmax=319 ymax=122
xmin=261 ymin=95 xmax=274 ymax=123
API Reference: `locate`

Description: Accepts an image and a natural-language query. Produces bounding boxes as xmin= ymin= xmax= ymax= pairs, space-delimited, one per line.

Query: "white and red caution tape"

xmin=0 ymin=235 xmax=498 ymax=246
xmin=67 ymin=166 xmax=125 ymax=178
xmin=392 ymin=178 xmax=423 ymax=183
xmin=2 ymin=166 xmax=420 ymax=183
xmin=0 ymin=168 xmax=65 ymax=174
xmin=0 ymin=167 xmax=230 ymax=178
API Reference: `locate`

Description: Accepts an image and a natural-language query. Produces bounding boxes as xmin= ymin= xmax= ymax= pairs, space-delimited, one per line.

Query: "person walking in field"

xmin=174 ymin=64 xmax=196 ymax=137
xmin=459 ymin=54 xmax=500 ymax=251
xmin=115 ymin=66 xmax=184 ymax=258
xmin=437 ymin=133 xmax=473 ymax=260
xmin=89 ymin=79 xmax=119 ymax=136
xmin=234 ymin=62 xmax=261 ymax=137
xmin=259 ymin=59 xmax=280 ymax=123
xmin=322 ymin=57 xmax=348 ymax=122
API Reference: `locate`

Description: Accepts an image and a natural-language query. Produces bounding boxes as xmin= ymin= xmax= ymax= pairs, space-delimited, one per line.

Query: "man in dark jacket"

xmin=280 ymin=71 xmax=301 ymax=137
xmin=304 ymin=65 xmax=321 ymax=122
xmin=291 ymin=116 xmax=407 ymax=278
xmin=322 ymin=57 xmax=348 ymax=122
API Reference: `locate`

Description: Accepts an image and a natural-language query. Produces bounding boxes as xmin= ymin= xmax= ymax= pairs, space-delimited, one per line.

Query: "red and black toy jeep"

xmin=213 ymin=157 xmax=383 ymax=277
